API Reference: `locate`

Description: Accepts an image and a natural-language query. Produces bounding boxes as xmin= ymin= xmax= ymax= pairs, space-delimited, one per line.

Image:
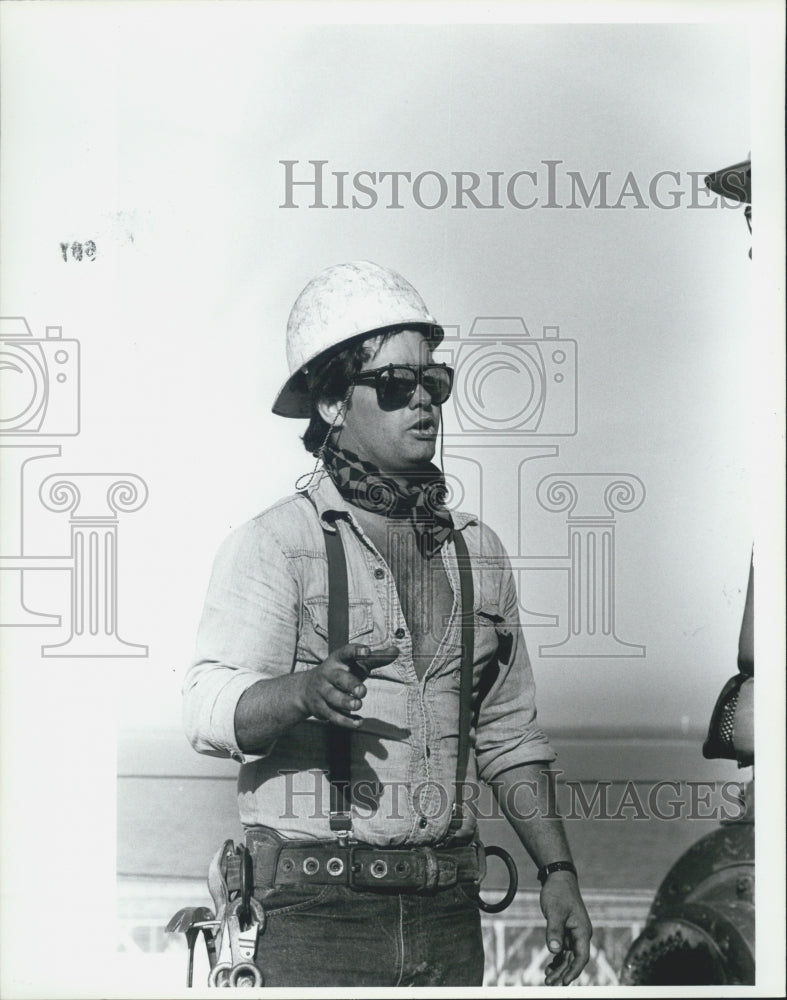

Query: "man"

xmin=183 ymin=260 xmax=591 ymax=986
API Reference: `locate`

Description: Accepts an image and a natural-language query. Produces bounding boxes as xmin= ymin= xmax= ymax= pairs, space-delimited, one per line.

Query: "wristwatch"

xmin=537 ymin=861 xmax=578 ymax=885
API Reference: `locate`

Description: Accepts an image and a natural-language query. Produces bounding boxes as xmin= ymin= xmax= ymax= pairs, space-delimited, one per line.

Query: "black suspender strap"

xmin=448 ymin=527 xmax=474 ymax=836
xmin=323 ymin=523 xmax=353 ymax=837
xmin=317 ymin=505 xmax=475 ymax=843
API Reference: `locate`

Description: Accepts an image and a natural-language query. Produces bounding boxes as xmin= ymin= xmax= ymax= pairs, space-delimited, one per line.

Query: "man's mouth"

xmin=407 ymin=417 xmax=437 ymax=436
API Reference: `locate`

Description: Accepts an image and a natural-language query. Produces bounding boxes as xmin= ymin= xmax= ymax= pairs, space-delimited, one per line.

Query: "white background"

xmin=1 ymin=1 xmax=784 ymax=996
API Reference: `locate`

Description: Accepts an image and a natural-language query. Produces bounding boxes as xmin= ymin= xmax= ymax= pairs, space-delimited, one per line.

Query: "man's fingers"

xmin=322 ymin=682 xmax=362 ymax=714
xmin=318 ymin=704 xmax=362 ymax=728
xmin=544 ymin=949 xmax=571 ymax=986
xmin=310 ymin=644 xmax=400 ymax=723
xmin=545 ymin=919 xmax=565 ymax=956
xmin=561 ymin=956 xmax=582 ymax=986
xmin=333 ymin=643 xmax=400 ymax=678
xmin=332 ymin=695 xmax=362 ymax=714
xmin=333 ymin=643 xmax=373 ymax=664
xmin=312 ymin=679 xmax=361 ymax=726
xmin=543 ymin=914 xmax=570 ymax=985
xmin=352 ymin=644 xmax=400 ymax=676
xmin=326 ymin=664 xmax=366 ymax=696
xmin=561 ymin=928 xmax=591 ymax=985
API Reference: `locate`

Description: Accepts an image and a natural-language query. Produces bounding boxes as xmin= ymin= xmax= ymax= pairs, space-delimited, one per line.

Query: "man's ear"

xmin=317 ymin=398 xmax=346 ymax=427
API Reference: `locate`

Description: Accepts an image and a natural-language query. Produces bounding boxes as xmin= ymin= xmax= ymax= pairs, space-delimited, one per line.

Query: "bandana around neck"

xmin=320 ymin=441 xmax=454 ymax=558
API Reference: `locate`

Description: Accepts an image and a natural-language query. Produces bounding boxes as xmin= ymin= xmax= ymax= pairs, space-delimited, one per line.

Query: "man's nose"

xmin=409 ymin=380 xmax=433 ymax=408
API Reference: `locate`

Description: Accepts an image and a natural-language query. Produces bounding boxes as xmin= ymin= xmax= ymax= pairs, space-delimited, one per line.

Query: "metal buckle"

xmin=329 ymin=812 xmax=352 ymax=843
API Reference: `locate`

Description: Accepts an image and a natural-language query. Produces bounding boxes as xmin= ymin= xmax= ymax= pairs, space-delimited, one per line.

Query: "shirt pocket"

xmin=297 ymin=596 xmax=374 ymax=663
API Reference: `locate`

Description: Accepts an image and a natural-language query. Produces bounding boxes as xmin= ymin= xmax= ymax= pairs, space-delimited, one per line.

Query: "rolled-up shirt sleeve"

xmin=183 ymin=518 xmax=299 ymax=761
xmin=473 ymin=538 xmax=556 ymax=783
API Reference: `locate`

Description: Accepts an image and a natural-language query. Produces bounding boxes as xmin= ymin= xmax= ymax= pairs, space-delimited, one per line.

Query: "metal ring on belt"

xmin=477 ymin=845 xmax=518 ymax=913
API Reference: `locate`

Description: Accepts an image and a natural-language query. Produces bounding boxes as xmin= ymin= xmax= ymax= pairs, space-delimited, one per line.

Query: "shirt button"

xmin=374 ymin=568 xmax=385 ymax=580
xmin=394 ymin=627 xmax=406 ymax=639
xmin=419 ymin=817 xmax=428 ymax=829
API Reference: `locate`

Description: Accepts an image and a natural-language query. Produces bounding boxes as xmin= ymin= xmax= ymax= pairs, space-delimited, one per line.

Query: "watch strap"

xmin=537 ymin=860 xmax=577 ymax=885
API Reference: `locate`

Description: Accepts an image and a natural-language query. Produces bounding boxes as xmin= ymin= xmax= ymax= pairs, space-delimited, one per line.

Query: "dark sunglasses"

xmin=349 ymin=363 xmax=454 ymax=411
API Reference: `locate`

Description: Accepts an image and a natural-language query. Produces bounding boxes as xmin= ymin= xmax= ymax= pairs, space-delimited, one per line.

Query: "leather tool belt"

xmin=229 ymin=828 xmax=486 ymax=894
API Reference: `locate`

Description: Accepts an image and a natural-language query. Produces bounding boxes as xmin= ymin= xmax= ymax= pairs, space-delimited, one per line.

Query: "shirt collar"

xmin=304 ymin=467 xmax=477 ymax=533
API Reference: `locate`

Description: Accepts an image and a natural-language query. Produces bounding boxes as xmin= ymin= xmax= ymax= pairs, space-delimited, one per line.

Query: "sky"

xmin=1 ymin=3 xmax=784 ymax=996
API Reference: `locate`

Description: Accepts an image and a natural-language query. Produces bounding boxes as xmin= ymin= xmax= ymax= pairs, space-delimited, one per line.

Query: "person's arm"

xmin=468 ymin=526 xmax=591 ymax=985
xmin=234 ymin=643 xmax=398 ymax=753
xmin=183 ymin=516 xmax=397 ymax=759
xmin=182 ymin=518 xmax=302 ymax=760
xmin=491 ymin=763 xmax=592 ymax=987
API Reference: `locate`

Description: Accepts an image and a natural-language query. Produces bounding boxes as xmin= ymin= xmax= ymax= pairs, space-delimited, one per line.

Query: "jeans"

xmin=250 ymin=881 xmax=485 ymax=986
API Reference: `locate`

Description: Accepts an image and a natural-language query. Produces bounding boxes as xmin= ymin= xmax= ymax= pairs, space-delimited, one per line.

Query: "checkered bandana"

xmin=321 ymin=441 xmax=454 ymax=558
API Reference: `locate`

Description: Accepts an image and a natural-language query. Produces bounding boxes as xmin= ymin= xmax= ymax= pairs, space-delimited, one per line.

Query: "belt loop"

xmin=422 ymin=847 xmax=439 ymax=891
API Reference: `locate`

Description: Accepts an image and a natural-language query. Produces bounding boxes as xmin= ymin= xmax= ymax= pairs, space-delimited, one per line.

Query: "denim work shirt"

xmin=183 ymin=472 xmax=555 ymax=846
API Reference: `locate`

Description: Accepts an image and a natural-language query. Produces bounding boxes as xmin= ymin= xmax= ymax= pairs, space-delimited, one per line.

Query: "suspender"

xmin=319 ymin=515 xmax=474 ymax=841
xmin=324 ymin=525 xmax=352 ymax=837
xmin=449 ymin=528 xmax=474 ymax=837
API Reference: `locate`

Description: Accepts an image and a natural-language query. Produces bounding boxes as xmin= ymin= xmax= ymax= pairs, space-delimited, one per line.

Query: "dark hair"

xmin=301 ymin=329 xmax=397 ymax=454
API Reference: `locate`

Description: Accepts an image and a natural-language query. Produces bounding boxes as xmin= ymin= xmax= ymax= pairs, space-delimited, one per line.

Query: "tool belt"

xmin=233 ymin=827 xmax=485 ymax=893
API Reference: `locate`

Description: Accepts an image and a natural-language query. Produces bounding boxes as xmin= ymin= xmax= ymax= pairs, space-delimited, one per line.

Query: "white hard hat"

xmin=272 ymin=260 xmax=443 ymax=418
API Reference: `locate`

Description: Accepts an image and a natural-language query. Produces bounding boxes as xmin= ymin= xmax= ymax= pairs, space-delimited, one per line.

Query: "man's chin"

xmin=408 ymin=437 xmax=437 ymax=461
xmin=396 ymin=448 xmax=437 ymax=473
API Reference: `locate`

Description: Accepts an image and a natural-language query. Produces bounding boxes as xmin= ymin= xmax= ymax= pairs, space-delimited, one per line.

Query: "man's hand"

xmin=234 ymin=643 xmax=399 ymax=752
xmin=540 ymin=872 xmax=592 ymax=986
xmin=298 ymin=643 xmax=399 ymax=728
xmin=490 ymin=764 xmax=593 ymax=986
